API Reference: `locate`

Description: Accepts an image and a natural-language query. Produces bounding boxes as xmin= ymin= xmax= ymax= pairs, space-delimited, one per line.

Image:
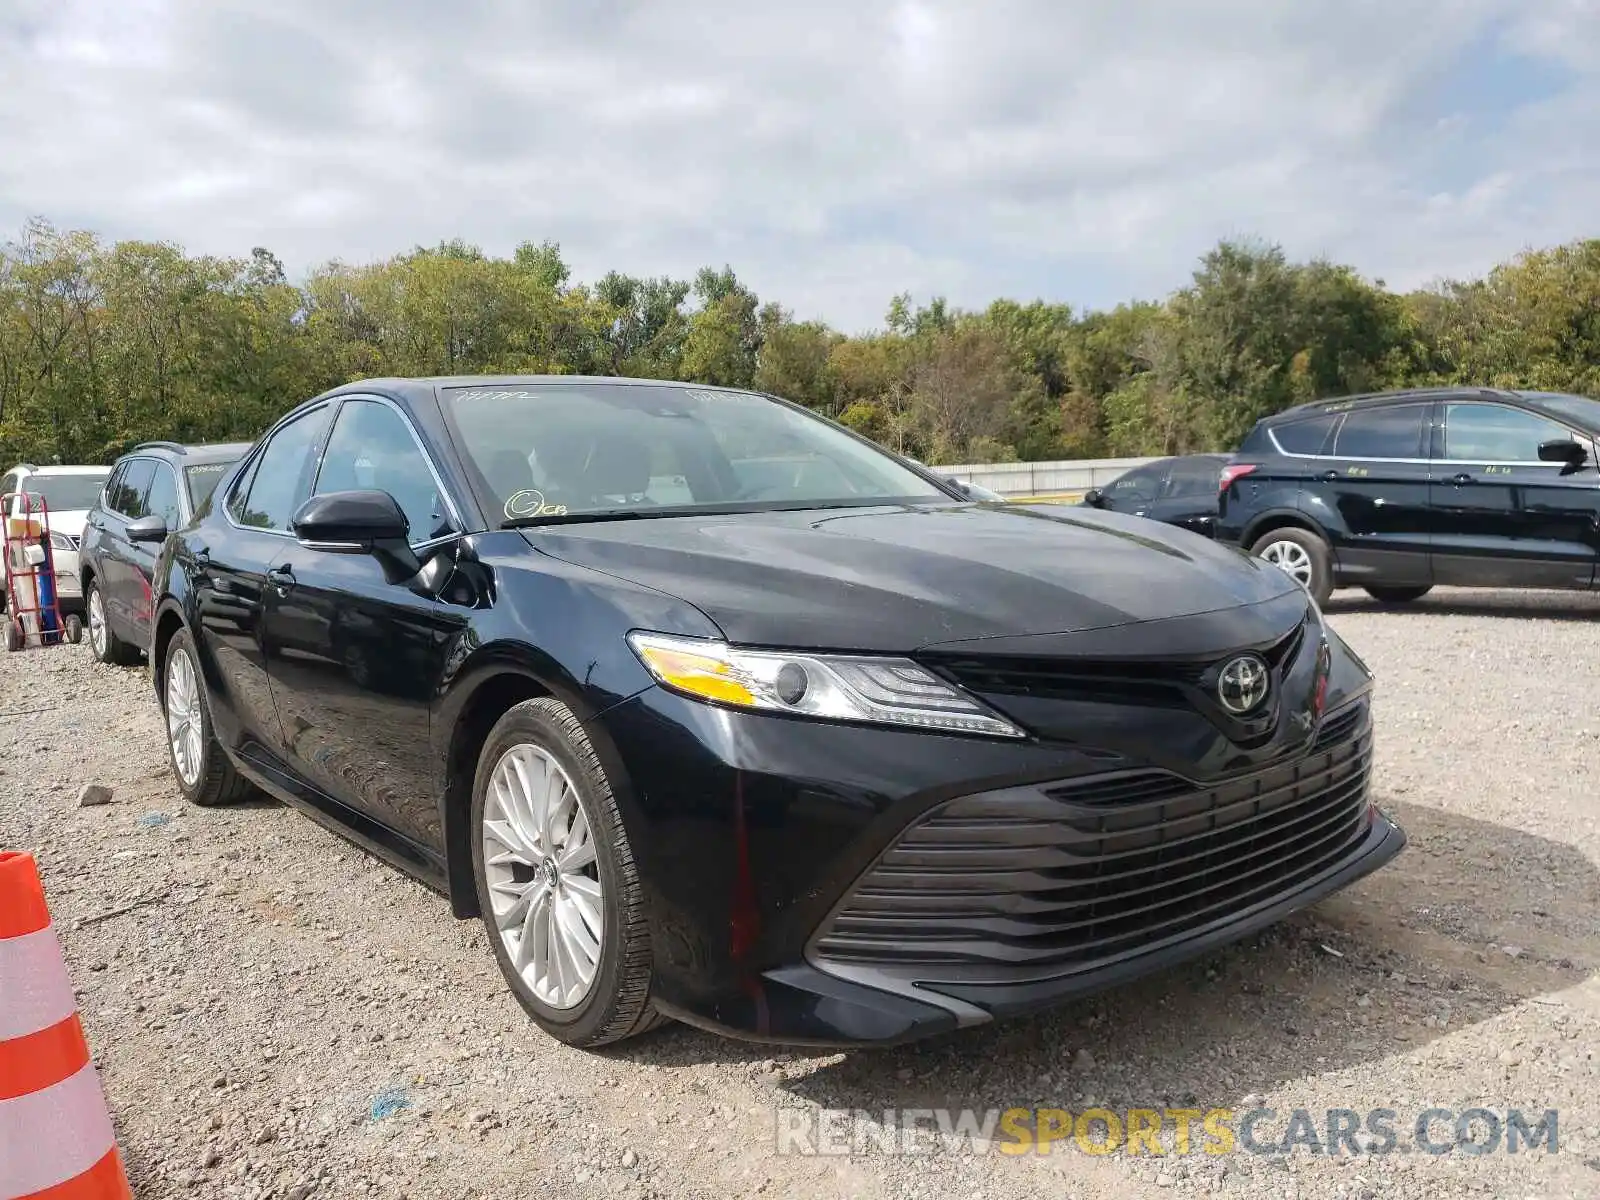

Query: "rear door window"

xmin=232 ymin=406 xmax=331 ymax=531
xmin=1331 ymin=406 xmax=1427 ymax=459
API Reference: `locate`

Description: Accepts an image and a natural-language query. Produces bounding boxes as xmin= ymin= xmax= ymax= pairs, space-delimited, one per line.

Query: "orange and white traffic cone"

xmin=1 ymin=851 xmax=133 ymax=1200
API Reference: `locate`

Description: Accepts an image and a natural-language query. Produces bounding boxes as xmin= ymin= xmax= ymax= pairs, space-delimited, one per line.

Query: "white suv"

xmin=1 ymin=463 xmax=113 ymax=617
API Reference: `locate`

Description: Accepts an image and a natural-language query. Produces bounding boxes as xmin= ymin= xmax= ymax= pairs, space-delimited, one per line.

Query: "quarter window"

xmin=315 ymin=399 xmax=453 ymax=543
xmin=1442 ymin=403 xmax=1572 ymax=462
xmin=233 ymin=406 xmax=330 ymax=532
xmin=1331 ymin=406 xmax=1427 ymax=459
xmin=1272 ymin=415 xmax=1337 ymax=455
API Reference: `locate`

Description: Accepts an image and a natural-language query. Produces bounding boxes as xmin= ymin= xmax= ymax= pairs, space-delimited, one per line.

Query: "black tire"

xmin=1249 ymin=526 xmax=1334 ymax=606
xmin=86 ymin=581 xmax=139 ymax=665
xmin=470 ymin=697 xmax=665 ymax=1048
xmin=160 ymin=627 xmax=256 ymax=807
xmin=62 ymin=614 xmax=83 ymax=645
xmin=1364 ymin=585 xmax=1432 ymax=604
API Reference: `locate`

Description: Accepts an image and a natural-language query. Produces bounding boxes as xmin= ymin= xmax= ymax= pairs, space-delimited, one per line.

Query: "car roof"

xmin=125 ymin=440 xmax=254 ymax=463
xmin=325 ymin=374 xmax=763 ymax=401
xmin=1264 ymin=386 xmax=1528 ymax=424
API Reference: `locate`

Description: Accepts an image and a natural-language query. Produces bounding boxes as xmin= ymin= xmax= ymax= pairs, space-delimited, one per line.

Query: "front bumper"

xmin=665 ymin=809 xmax=1405 ymax=1047
xmin=592 ymin=608 xmax=1399 ymax=1046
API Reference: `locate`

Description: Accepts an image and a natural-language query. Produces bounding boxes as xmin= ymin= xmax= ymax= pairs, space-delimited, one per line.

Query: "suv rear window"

xmin=1331 ymin=405 xmax=1427 ymax=459
xmin=1271 ymin=415 xmax=1337 ymax=455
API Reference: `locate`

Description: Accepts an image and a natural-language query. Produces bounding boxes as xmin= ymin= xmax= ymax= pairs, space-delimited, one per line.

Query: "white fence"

xmin=936 ymin=457 xmax=1161 ymax=497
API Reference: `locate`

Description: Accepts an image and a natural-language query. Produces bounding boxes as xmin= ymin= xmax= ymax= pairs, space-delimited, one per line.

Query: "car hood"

xmin=522 ymin=502 xmax=1301 ymax=653
xmin=13 ymin=509 xmax=89 ymax=537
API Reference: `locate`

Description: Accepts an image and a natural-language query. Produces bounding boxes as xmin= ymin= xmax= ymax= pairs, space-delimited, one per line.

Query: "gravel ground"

xmin=3 ymin=587 xmax=1599 ymax=1200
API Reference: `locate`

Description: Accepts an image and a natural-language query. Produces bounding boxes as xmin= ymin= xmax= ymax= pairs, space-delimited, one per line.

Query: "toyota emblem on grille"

xmin=1217 ymin=654 xmax=1270 ymax=714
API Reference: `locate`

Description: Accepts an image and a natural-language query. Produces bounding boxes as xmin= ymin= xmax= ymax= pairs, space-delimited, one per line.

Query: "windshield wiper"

xmin=501 ymin=510 xmax=668 ymax=529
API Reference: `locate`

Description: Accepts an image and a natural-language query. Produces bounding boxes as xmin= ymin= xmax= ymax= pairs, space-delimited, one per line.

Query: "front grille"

xmin=812 ymin=698 xmax=1371 ymax=981
xmin=925 ymin=618 xmax=1306 ymax=709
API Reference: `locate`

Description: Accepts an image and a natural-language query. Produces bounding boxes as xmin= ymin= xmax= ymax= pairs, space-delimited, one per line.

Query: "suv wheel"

xmin=1364 ymin=585 xmax=1432 ymax=604
xmin=470 ymin=697 xmax=665 ymax=1048
xmin=86 ymin=581 xmax=139 ymax=665
xmin=1250 ymin=527 xmax=1333 ymax=605
xmin=161 ymin=628 xmax=256 ymax=806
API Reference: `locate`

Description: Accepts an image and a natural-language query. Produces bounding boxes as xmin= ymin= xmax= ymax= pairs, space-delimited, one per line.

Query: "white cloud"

xmin=1 ymin=0 xmax=1596 ymax=330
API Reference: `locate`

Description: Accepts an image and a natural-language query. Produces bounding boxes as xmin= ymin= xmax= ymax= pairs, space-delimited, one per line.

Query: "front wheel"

xmin=1249 ymin=527 xmax=1334 ymax=606
xmin=470 ymin=697 xmax=663 ymax=1048
xmin=1364 ymin=585 xmax=1432 ymax=604
xmin=161 ymin=628 xmax=256 ymax=806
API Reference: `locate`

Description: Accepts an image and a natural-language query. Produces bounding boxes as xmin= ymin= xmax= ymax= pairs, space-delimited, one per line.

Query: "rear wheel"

xmin=1364 ymin=585 xmax=1432 ymax=604
xmin=1250 ymin=527 xmax=1333 ymax=606
xmin=87 ymin=582 xmax=139 ymax=665
xmin=162 ymin=628 xmax=256 ymax=806
xmin=470 ymin=697 xmax=664 ymax=1048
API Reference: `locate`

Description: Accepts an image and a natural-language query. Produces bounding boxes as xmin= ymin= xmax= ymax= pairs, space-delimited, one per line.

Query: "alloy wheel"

xmin=1258 ymin=539 xmax=1314 ymax=588
xmin=481 ymin=744 xmax=604 ymax=1010
xmin=88 ymin=588 xmax=107 ymax=658
xmin=165 ymin=647 xmax=204 ymax=787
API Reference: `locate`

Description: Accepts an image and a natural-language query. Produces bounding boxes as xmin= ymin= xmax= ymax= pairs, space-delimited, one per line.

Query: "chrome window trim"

xmin=1264 ymin=400 xmax=1594 ymax=467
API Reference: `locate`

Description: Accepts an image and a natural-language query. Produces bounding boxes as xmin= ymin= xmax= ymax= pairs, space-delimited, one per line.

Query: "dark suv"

xmin=1080 ymin=454 xmax=1230 ymax=537
xmin=80 ymin=440 xmax=251 ymax=663
xmin=1216 ymin=387 xmax=1600 ymax=605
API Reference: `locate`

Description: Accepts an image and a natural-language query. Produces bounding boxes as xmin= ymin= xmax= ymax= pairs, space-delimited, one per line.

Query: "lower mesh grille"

xmin=812 ymin=698 xmax=1372 ymax=982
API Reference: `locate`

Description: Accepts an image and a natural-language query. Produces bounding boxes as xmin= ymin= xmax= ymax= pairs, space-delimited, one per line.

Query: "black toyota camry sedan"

xmin=148 ymin=376 xmax=1403 ymax=1049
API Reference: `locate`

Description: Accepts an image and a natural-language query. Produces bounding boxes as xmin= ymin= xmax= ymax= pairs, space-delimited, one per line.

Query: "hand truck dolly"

xmin=2 ymin=490 xmax=84 ymax=652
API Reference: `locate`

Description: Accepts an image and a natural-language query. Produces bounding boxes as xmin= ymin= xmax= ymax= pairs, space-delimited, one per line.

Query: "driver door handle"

xmin=1450 ymin=472 xmax=1474 ymax=486
xmin=267 ymin=563 xmax=295 ymax=596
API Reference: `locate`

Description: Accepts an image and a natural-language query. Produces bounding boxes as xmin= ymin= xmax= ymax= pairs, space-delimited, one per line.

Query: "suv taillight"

xmin=1219 ymin=463 xmax=1258 ymax=492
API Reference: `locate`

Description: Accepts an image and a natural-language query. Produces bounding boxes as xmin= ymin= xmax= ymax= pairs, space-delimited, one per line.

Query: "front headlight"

xmin=48 ymin=532 xmax=75 ymax=551
xmin=626 ymin=631 xmax=1026 ymax=739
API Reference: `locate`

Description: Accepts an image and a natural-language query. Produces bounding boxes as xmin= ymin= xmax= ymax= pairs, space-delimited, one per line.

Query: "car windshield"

xmin=185 ymin=461 xmax=236 ymax=511
xmin=20 ymin=472 xmax=109 ymax=511
xmin=441 ymin=381 xmax=949 ymax=524
xmin=1521 ymin=391 xmax=1600 ymax=430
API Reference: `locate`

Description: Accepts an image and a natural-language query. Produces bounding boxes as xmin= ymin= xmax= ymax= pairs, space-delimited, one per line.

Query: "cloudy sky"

xmin=2 ymin=0 xmax=1597 ymax=331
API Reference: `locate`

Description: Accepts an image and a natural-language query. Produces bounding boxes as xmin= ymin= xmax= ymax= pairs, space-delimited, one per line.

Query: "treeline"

xmin=3 ymin=216 xmax=1599 ymax=469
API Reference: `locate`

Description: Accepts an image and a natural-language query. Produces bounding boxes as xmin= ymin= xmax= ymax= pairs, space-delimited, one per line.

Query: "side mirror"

xmin=126 ymin=514 xmax=169 ymax=544
xmin=290 ymin=490 xmax=420 ymax=584
xmin=1537 ymin=438 xmax=1587 ymax=466
xmin=1082 ymin=488 xmax=1104 ymax=507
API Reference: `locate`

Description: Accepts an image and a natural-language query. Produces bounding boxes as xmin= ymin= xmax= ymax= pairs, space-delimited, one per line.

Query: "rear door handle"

xmin=267 ymin=563 xmax=295 ymax=596
xmin=1450 ymin=472 xmax=1474 ymax=486
xmin=1319 ymin=470 xmax=1339 ymax=481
